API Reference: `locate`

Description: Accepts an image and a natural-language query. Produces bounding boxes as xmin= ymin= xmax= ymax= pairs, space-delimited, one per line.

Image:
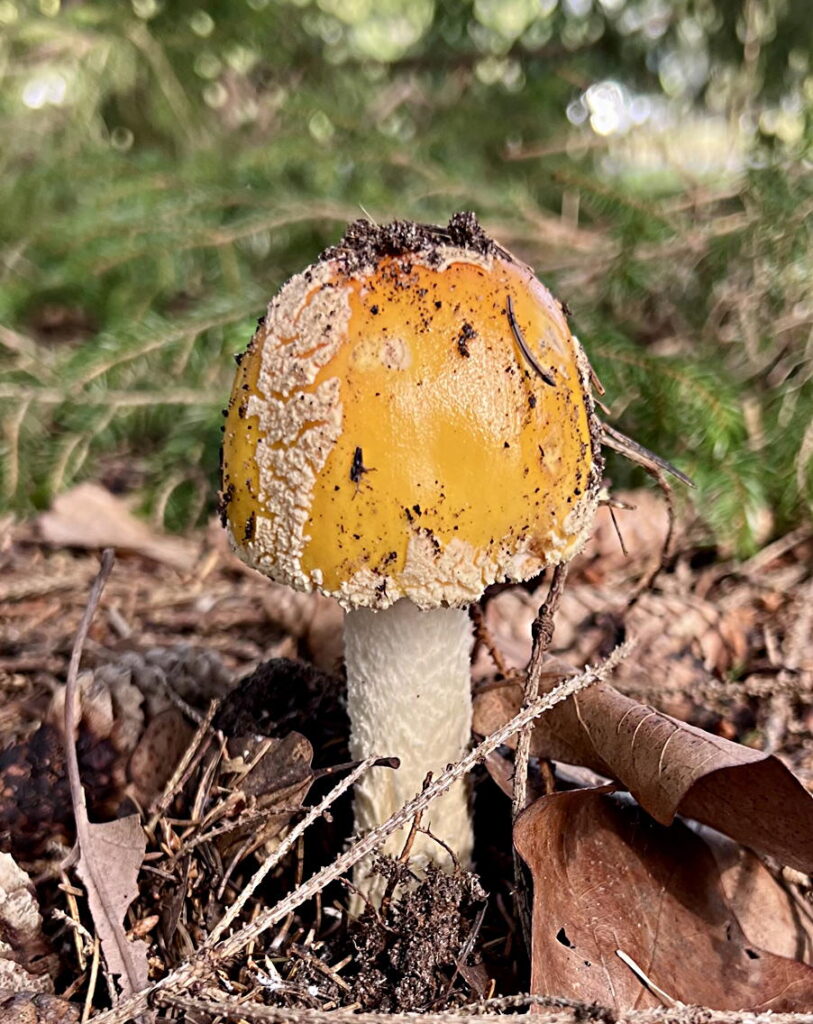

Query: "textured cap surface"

xmin=221 ymin=214 xmax=602 ymax=610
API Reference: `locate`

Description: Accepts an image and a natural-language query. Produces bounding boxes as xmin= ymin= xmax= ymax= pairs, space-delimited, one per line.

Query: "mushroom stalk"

xmin=344 ymin=598 xmax=474 ymax=875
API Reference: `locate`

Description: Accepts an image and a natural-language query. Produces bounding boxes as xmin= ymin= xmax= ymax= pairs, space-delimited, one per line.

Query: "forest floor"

xmin=1 ymin=482 xmax=812 ymax=1022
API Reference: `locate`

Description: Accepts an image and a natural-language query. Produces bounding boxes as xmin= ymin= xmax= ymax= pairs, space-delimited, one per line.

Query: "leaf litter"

xmin=0 ymin=485 xmax=812 ymax=1020
xmin=514 ymin=787 xmax=813 ymax=1011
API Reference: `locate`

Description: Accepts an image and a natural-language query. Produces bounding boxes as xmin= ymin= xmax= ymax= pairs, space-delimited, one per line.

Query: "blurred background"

xmin=0 ymin=0 xmax=810 ymax=554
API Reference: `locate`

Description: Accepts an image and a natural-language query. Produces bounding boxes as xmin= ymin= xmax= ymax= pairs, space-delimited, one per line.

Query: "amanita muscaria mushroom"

xmin=220 ymin=213 xmax=603 ymax=884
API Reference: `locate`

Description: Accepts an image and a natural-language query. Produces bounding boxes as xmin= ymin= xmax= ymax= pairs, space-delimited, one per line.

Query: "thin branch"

xmin=62 ymin=549 xmax=147 ymax=997
xmin=626 ymin=467 xmax=675 ymax=609
xmin=63 ymin=548 xmax=116 ymax=836
xmin=205 ymin=755 xmax=387 ymax=947
xmin=511 ymin=562 xmax=570 ymax=948
xmin=156 ymin=992 xmax=813 ymax=1024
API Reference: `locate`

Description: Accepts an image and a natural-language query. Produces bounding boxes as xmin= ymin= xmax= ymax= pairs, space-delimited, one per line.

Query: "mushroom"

xmin=220 ymin=213 xmax=603 ymax=889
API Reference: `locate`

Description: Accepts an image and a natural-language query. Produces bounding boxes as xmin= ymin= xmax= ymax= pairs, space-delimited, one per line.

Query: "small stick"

xmin=470 ymin=604 xmax=510 ymax=678
xmin=81 ymin=935 xmax=101 ymax=1024
xmin=601 ymin=422 xmax=693 ymax=487
xmin=626 ymin=466 xmax=675 ymax=609
xmin=205 ymin=754 xmax=386 ymax=947
xmin=506 ymin=295 xmax=556 ymax=387
xmin=63 ymin=549 xmax=115 ymax=841
xmin=59 ymin=872 xmax=87 ymax=971
xmin=511 ymin=562 xmax=570 ymax=948
xmin=62 ymin=548 xmax=147 ymax=1003
xmin=379 ymin=779 xmax=428 ymax=916
xmin=608 ymin=504 xmax=629 ymax=557
xmin=289 ymin=943 xmax=352 ymax=993
xmin=616 ymin=948 xmax=680 ymax=1008
xmin=312 ymin=755 xmax=399 ymax=782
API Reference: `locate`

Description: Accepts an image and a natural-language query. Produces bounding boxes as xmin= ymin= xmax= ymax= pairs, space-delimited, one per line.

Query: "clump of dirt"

xmin=345 ymin=861 xmax=488 ymax=1012
xmin=320 ymin=211 xmax=504 ymax=276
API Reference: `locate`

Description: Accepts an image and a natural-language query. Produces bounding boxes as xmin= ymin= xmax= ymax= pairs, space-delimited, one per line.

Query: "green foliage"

xmin=0 ymin=0 xmax=810 ymax=552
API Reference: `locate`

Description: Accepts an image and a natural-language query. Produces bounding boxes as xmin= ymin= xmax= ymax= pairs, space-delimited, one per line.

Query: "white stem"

xmin=344 ymin=598 xmax=473 ymax=885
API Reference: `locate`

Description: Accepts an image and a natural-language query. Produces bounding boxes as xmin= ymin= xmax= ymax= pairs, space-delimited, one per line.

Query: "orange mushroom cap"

xmin=221 ymin=213 xmax=603 ymax=610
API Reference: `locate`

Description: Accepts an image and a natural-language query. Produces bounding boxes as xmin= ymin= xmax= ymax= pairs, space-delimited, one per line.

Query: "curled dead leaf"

xmin=514 ymin=788 xmax=813 ymax=1011
xmin=474 ymin=666 xmax=813 ymax=873
xmin=697 ymin=825 xmax=813 ymax=963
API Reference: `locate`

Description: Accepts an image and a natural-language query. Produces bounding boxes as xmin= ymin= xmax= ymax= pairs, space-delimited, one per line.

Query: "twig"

xmin=289 ymin=943 xmax=352 ymax=993
xmin=205 ymin=755 xmax=385 ymax=947
xmin=506 ymin=294 xmax=556 ymax=386
xmin=155 ymin=992 xmax=813 ymax=1024
xmin=380 ymin=779 xmax=427 ymax=916
xmin=511 ymin=562 xmax=570 ymax=949
xmin=146 ymin=700 xmax=219 ymax=832
xmin=738 ymin=524 xmax=813 ymax=577
xmin=90 ymin=648 xmax=628 ymax=1023
xmin=156 ymin=993 xmax=574 ymax=1023
xmin=616 ymin=949 xmax=680 ymax=1008
xmin=173 ymin=801 xmax=309 ymax=859
xmin=58 ymin=873 xmax=88 ymax=970
xmin=469 ymin=604 xmax=511 ymax=678
xmin=626 ymin=467 xmax=675 ymax=608
xmin=601 ymin=422 xmax=693 ymax=487
xmin=441 ymin=900 xmax=487 ymax=1003
xmin=52 ymin=905 xmax=94 ymax=965
xmin=63 ymin=548 xmax=116 ymax=841
xmin=82 ymin=935 xmax=101 ymax=1023
xmin=61 ymin=550 xmax=151 ymax=1016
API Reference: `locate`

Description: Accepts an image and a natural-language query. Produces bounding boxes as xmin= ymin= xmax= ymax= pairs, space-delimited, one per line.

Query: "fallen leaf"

xmin=37 ymin=483 xmax=196 ymax=572
xmin=514 ymin=788 xmax=813 ymax=1011
xmin=698 ymin=825 xmax=813 ymax=963
xmin=474 ymin=667 xmax=813 ymax=873
xmin=215 ymin=731 xmax=315 ymax=862
xmin=0 ymin=853 xmax=55 ymax=993
xmin=75 ymin=814 xmax=150 ymax=995
xmin=0 ymin=991 xmax=79 ymax=1023
xmin=127 ymin=709 xmax=196 ymax=809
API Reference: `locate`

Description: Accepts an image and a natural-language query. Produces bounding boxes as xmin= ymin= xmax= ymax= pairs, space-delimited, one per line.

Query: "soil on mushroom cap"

xmin=319 ymin=212 xmax=506 ymax=276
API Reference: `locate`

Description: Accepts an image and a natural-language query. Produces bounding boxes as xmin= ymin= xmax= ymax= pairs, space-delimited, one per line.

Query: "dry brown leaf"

xmin=514 ymin=788 xmax=813 ymax=1011
xmin=75 ymin=814 xmax=150 ymax=995
xmin=698 ymin=826 xmax=813 ymax=963
xmin=216 ymin=731 xmax=315 ymax=862
xmin=37 ymin=483 xmax=196 ymax=571
xmin=127 ymin=708 xmax=196 ymax=809
xmin=0 ymin=991 xmax=79 ymax=1024
xmin=474 ymin=669 xmax=813 ymax=873
xmin=0 ymin=854 xmax=55 ymax=994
